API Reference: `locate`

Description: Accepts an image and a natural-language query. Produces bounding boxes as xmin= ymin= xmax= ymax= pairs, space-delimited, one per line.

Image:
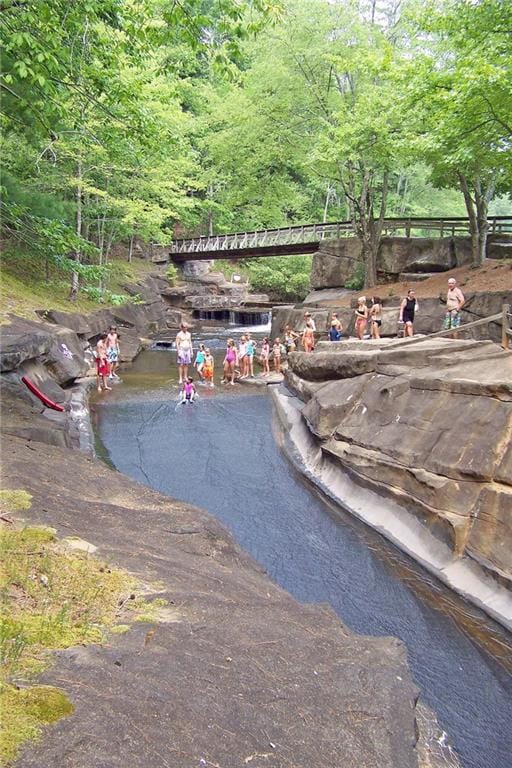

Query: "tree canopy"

xmin=1 ymin=0 xmax=510 ymax=295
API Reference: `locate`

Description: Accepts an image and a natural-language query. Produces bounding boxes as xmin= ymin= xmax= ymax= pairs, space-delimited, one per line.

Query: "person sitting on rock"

xmin=370 ymin=297 xmax=382 ymax=339
xmin=180 ymin=377 xmax=196 ymax=404
xmin=284 ymin=325 xmax=300 ymax=352
xmin=354 ymin=297 xmax=368 ymax=340
xmin=328 ymin=320 xmax=342 ymax=342
xmin=399 ymin=289 xmax=417 ymax=337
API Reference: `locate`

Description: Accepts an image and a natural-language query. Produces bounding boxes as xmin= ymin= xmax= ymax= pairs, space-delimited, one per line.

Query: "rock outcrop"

xmin=1 ymin=424 xmax=421 ymax=767
xmin=311 ymin=235 xmax=511 ymax=288
xmin=279 ymin=337 xmax=512 ymax=628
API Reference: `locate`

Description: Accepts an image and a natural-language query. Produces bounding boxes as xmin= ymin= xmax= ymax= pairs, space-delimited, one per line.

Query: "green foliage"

xmin=344 ymin=264 xmax=365 ymax=291
xmin=165 ymin=264 xmax=179 ymax=286
xmin=241 ymin=256 xmax=311 ymax=301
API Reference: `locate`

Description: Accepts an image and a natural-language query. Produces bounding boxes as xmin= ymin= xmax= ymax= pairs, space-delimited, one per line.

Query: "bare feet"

xmin=97 ymin=386 xmax=102 ymax=392
xmin=105 ymin=386 xmax=112 ymax=391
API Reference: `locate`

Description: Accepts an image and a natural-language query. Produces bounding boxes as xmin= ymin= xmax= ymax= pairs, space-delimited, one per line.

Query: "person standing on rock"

xmin=284 ymin=325 xmax=300 ymax=352
xmin=176 ymin=323 xmax=193 ymax=385
xmin=106 ymin=326 xmax=121 ymax=380
xmin=329 ymin=320 xmax=342 ymax=341
xmin=370 ymin=297 xmax=382 ymax=339
xmin=96 ymin=334 xmax=112 ymax=393
xmin=399 ymin=290 xmax=417 ymax=337
xmin=222 ymin=339 xmax=238 ymax=385
xmin=304 ymin=312 xmax=316 ymax=332
xmin=444 ymin=278 xmax=465 ymax=338
xmin=302 ymin=321 xmax=315 ymax=352
xmin=354 ymin=297 xmax=368 ymax=340
xmin=331 ymin=313 xmax=343 ymax=335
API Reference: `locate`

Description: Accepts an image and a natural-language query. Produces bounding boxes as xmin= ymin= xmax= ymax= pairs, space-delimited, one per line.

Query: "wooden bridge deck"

xmin=152 ymin=216 xmax=512 ymax=263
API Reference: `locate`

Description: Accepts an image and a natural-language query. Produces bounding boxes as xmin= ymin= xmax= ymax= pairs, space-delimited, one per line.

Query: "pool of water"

xmin=93 ymin=349 xmax=512 ymax=768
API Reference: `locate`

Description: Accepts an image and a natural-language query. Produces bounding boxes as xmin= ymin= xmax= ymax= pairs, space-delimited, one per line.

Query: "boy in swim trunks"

xmin=202 ymin=349 xmax=215 ymax=387
xmin=106 ymin=326 xmax=121 ymax=379
xmin=96 ymin=334 xmax=112 ymax=393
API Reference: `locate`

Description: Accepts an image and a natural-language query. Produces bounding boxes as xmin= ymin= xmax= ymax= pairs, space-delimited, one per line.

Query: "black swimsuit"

xmin=403 ymin=297 xmax=416 ymax=323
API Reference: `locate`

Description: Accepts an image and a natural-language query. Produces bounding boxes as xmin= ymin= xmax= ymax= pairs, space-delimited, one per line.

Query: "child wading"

xmin=245 ymin=335 xmax=256 ymax=377
xmin=96 ymin=334 xmax=112 ymax=393
xmin=238 ymin=335 xmax=248 ymax=378
xmin=202 ymin=349 xmax=214 ymax=387
xmin=260 ymin=337 xmax=270 ymax=376
xmin=180 ymin=377 xmax=196 ymax=404
xmin=194 ymin=344 xmax=206 ymax=380
xmin=222 ymin=339 xmax=238 ymax=385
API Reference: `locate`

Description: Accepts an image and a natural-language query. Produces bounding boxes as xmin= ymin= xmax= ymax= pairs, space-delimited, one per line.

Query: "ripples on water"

xmin=93 ymin=350 xmax=512 ymax=768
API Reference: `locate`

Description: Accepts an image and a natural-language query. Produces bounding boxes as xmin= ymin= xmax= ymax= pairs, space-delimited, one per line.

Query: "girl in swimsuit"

xmin=370 ymin=297 xmax=382 ymax=339
xmin=354 ymin=297 xmax=368 ymax=340
xmin=239 ymin=335 xmax=248 ymax=378
xmin=245 ymin=336 xmax=256 ymax=377
xmin=284 ymin=325 xmax=299 ymax=352
xmin=222 ymin=339 xmax=238 ymax=385
xmin=302 ymin=321 xmax=315 ymax=353
xmin=194 ymin=344 xmax=206 ymax=379
xmin=260 ymin=337 xmax=270 ymax=376
xmin=180 ymin=377 xmax=196 ymax=404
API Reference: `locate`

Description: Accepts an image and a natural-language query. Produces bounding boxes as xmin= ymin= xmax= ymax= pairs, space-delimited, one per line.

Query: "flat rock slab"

xmin=3 ymin=437 xmax=419 ymax=768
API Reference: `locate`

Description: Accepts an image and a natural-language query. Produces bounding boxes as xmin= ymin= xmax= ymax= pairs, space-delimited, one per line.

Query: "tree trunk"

xmin=458 ymin=173 xmax=494 ymax=268
xmin=70 ymin=157 xmax=82 ymax=301
xmin=128 ymin=233 xmax=134 ymax=262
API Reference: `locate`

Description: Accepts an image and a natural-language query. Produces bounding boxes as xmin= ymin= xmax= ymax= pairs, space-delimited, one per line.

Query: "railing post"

xmin=405 ymin=219 xmax=411 ymax=237
xmin=502 ymin=304 xmax=510 ymax=349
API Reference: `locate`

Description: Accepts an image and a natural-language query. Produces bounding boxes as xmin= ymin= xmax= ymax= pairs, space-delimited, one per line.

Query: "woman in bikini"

xmin=370 ymin=297 xmax=382 ymax=339
xmin=260 ymin=337 xmax=270 ymax=376
xmin=354 ymin=297 xmax=368 ymax=340
xmin=302 ymin=321 xmax=315 ymax=353
xmin=222 ymin=339 xmax=238 ymax=385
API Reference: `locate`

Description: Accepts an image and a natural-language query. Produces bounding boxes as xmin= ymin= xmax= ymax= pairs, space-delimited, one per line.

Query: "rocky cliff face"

xmin=311 ymin=234 xmax=511 ymax=288
xmin=281 ymin=337 xmax=512 ymax=627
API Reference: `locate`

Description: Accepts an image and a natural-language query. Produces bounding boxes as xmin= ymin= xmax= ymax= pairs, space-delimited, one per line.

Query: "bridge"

xmin=151 ymin=216 xmax=512 ymax=263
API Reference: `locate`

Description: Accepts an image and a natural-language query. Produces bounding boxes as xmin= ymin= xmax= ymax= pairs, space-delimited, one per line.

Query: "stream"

xmin=92 ymin=342 xmax=512 ymax=768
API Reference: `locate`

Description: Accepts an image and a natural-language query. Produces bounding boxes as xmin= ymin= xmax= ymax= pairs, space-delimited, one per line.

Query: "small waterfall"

xmin=192 ymin=309 xmax=270 ymax=326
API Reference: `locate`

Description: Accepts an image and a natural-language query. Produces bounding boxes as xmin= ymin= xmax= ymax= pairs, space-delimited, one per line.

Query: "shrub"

xmin=344 ymin=263 xmax=365 ymax=291
xmin=165 ymin=264 xmax=179 ymax=286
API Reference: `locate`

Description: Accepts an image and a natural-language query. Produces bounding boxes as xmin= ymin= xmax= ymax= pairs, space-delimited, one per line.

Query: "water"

xmin=93 ymin=349 xmax=512 ymax=768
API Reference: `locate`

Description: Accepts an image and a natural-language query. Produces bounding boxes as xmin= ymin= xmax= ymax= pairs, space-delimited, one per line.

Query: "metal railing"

xmin=165 ymin=216 xmax=512 ymax=255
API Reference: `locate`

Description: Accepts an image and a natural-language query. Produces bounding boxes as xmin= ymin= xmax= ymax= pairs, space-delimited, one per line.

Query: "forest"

xmin=1 ymin=0 xmax=511 ymax=300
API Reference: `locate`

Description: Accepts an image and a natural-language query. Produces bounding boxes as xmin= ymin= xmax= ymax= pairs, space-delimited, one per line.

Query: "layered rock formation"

xmin=278 ymin=337 xmax=512 ymax=628
xmin=311 ymin=234 xmax=511 ymax=288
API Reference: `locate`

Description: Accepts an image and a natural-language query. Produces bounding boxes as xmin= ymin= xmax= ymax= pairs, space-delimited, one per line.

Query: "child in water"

xmin=180 ymin=376 xmax=196 ymax=404
xmin=222 ymin=339 xmax=238 ymax=385
xmin=202 ymin=349 xmax=214 ymax=387
xmin=245 ymin=335 xmax=256 ymax=377
xmin=194 ymin=344 xmax=206 ymax=380
xmin=260 ymin=337 xmax=270 ymax=376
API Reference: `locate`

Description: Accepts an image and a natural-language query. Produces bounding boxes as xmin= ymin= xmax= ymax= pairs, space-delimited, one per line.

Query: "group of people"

xmin=95 ymin=326 xmax=121 ymax=392
xmin=316 ymin=277 xmax=465 ymax=344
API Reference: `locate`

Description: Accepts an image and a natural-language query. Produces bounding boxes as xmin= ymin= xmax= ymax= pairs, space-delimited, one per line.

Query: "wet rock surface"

xmin=3 ymin=436 xmax=419 ymax=768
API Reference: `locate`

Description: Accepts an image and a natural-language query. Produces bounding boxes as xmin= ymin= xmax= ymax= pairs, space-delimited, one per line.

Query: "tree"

xmin=405 ymin=0 xmax=512 ymax=266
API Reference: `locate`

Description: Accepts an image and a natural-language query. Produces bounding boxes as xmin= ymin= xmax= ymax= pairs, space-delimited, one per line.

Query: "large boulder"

xmin=404 ymin=238 xmax=455 ymax=273
xmin=0 ymin=321 xmax=53 ymax=372
xmin=310 ymin=239 xmax=362 ymax=289
xmin=286 ymin=337 xmax=512 ymax=585
xmin=182 ymin=259 xmax=213 ymax=280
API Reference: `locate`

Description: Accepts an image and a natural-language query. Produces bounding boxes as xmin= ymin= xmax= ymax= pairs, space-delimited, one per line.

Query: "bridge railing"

xmin=168 ymin=216 xmax=512 ymax=254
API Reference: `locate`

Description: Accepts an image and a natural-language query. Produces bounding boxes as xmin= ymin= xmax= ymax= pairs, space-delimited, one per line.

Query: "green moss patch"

xmin=0 ymin=506 xmax=138 ymax=764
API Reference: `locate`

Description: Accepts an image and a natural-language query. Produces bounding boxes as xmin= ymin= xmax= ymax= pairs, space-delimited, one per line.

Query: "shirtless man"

xmin=444 ymin=278 xmax=465 ymax=338
xmin=96 ymin=334 xmax=112 ymax=393
xmin=106 ymin=326 xmax=120 ymax=380
xmin=176 ymin=323 xmax=193 ymax=384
